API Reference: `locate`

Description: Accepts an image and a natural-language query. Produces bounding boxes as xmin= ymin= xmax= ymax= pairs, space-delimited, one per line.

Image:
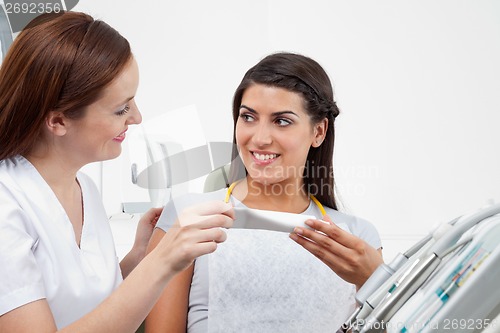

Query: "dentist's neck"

xmin=24 ymin=145 xmax=82 ymax=196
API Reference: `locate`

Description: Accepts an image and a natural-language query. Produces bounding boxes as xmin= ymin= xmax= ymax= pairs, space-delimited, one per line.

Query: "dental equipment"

xmin=358 ymin=202 xmax=500 ymax=333
xmin=391 ymin=215 xmax=500 ymax=333
xmin=344 ymin=217 xmax=460 ymax=332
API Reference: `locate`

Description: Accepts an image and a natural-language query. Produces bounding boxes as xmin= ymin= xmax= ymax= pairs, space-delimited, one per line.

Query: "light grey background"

xmin=71 ymin=0 xmax=500 ymax=260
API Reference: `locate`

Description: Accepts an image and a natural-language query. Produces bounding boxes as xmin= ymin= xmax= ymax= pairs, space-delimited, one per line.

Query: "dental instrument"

xmin=358 ymin=202 xmax=500 ymax=333
xmin=344 ymin=217 xmax=460 ymax=332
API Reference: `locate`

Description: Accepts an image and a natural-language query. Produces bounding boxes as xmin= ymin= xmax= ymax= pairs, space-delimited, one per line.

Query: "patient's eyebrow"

xmin=239 ymin=105 xmax=256 ymax=113
xmin=239 ymin=105 xmax=299 ymax=118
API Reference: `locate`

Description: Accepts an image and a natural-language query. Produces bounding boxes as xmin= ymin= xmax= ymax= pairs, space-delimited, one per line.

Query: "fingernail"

xmin=289 ymin=233 xmax=298 ymax=241
xmin=294 ymin=227 xmax=303 ymax=235
xmin=304 ymin=220 xmax=314 ymax=227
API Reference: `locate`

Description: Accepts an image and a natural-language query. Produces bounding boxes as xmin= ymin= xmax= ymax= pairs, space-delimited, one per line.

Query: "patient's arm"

xmin=144 ymin=228 xmax=194 ymax=333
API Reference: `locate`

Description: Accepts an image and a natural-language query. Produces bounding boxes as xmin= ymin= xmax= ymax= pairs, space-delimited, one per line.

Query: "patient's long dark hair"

xmin=230 ymin=52 xmax=340 ymax=210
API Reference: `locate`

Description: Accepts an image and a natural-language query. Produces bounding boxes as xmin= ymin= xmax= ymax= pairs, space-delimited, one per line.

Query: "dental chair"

xmin=203 ymin=164 xmax=231 ymax=193
xmin=203 ymin=155 xmax=245 ymax=193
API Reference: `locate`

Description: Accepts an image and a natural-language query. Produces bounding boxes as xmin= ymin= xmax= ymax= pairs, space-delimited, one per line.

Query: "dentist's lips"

xmin=113 ymin=130 xmax=127 ymax=142
xmin=250 ymin=151 xmax=280 ymax=165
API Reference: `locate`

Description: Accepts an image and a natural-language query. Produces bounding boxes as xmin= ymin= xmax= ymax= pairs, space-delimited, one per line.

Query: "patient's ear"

xmin=45 ymin=111 xmax=68 ymax=136
xmin=311 ymin=118 xmax=328 ymax=148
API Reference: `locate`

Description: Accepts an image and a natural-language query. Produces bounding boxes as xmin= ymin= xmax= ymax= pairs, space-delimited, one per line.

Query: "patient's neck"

xmin=233 ymin=177 xmax=310 ymax=214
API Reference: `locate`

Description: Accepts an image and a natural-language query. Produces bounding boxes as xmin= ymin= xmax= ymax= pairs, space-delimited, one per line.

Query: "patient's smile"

xmin=251 ymin=151 xmax=280 ymax=163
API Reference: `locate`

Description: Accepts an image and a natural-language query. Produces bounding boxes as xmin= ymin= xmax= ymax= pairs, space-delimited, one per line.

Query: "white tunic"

xmin=0 ymin=156 xmax=122 ymax=328
xmin=157 ymin=189 xmax=382 ymax=333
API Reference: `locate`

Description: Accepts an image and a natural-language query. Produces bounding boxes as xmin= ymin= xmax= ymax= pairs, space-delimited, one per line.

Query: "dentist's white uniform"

xmin=0 ymin=156 xmax=122 ymax=329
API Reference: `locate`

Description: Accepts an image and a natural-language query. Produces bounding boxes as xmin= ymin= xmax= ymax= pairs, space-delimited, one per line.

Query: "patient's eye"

xmin=239 ymin=113 xmax=255 ymax=122
xmin=275 ymin=118 xmax=292 ymax=127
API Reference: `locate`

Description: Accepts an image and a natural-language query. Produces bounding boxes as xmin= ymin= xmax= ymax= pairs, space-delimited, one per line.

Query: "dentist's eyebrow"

xmin=239 ymin=105 xmax=300 ymax=118
xmin=114 ymin=96 xmax=134 ymax=108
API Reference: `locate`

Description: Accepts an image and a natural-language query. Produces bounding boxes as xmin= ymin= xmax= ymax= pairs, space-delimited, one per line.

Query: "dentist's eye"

xmin=116 ymin=105 xmax=130 ymax=116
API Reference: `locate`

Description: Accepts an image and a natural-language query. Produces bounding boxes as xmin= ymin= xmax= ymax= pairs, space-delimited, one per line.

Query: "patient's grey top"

xmin=156 ymin=189 xmax=381 ymax=333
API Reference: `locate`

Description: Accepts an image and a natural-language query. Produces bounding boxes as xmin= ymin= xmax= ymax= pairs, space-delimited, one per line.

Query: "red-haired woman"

xmin=0 ymin=12 xmax=233 ymax=332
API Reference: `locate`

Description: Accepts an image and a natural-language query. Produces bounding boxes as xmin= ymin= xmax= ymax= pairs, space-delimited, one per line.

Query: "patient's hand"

xmin=289 ymin=215 xmax=383 ymax=289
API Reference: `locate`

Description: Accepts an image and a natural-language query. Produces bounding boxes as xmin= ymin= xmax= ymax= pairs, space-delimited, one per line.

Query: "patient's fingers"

xmin=292 ymin=222 xmax=351 ymax=260
xmin=303 ymin=218 xmax=356 ymax=250
xmin=321 ymin=214 xmax=333 ymax=224
xmin=290 ymin=218 xmax=383 ymax=287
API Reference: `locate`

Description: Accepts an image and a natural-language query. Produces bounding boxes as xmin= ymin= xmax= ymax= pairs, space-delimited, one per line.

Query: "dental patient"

xmin=145 ymin=52 xmax=384 ymax=333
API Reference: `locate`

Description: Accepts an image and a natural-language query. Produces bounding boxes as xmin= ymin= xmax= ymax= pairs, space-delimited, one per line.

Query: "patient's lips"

xmin=251 ymin=150 xmax=280 ymax=166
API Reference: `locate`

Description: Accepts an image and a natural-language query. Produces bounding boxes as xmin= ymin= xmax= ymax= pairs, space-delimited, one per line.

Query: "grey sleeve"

xmin=351 ymin=216 xmax=382 ymax=250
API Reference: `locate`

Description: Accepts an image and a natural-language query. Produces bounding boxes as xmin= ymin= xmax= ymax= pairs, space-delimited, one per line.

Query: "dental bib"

xmin=208 ymin=226 xmax=356 ymax=332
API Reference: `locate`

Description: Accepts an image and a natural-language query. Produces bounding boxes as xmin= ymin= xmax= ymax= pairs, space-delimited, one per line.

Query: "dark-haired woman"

xmin=146 ymin=53 xmax=383 ymax=333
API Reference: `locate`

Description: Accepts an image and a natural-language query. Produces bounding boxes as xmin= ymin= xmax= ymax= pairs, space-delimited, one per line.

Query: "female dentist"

xmin=0 ymin=11 xmax=233 ymax=332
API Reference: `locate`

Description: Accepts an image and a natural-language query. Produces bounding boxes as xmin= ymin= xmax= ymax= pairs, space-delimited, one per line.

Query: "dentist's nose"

xmin=127 ymin=101 xmax=142 ymax=125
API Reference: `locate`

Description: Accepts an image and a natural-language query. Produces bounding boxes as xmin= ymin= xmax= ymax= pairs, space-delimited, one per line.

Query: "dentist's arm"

xmin=0 ymin=201 xmax=233 ymax=333
xmin=144 ymin=201 xmax=230 ymax=333
xmin=120 ymin=207 xmax=163 ymax=278
xmin=290 ymin=215 xmax=383 ymax=290
xmin=144 ymin=229 xmax=194 ymax=333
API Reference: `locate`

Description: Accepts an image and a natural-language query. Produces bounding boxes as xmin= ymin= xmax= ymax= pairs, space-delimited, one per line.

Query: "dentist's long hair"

xmin=230 ymin=52 xmax=340 ymax=210
xmin=0 ymin=12 xmax=131 ymax=160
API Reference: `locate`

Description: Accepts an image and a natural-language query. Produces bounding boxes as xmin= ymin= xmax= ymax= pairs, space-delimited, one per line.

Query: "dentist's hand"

xmin=289 ymin=215 xmax=383 ymax=289
xmin=150 ymin=201 xmax=234 ymax=274
xmin=120 ymin=207 xmax=163 ymax=278
xmin=133 ymin=207 xmax=163 ymax=259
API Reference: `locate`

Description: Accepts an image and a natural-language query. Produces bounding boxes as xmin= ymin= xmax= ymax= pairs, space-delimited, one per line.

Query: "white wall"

xmin=74 ymin=0 xmax=500 ymax=260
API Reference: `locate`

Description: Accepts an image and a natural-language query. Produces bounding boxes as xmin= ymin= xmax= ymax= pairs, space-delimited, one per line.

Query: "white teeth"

xmin=253 ymin=152 xmax=278 ymax=161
